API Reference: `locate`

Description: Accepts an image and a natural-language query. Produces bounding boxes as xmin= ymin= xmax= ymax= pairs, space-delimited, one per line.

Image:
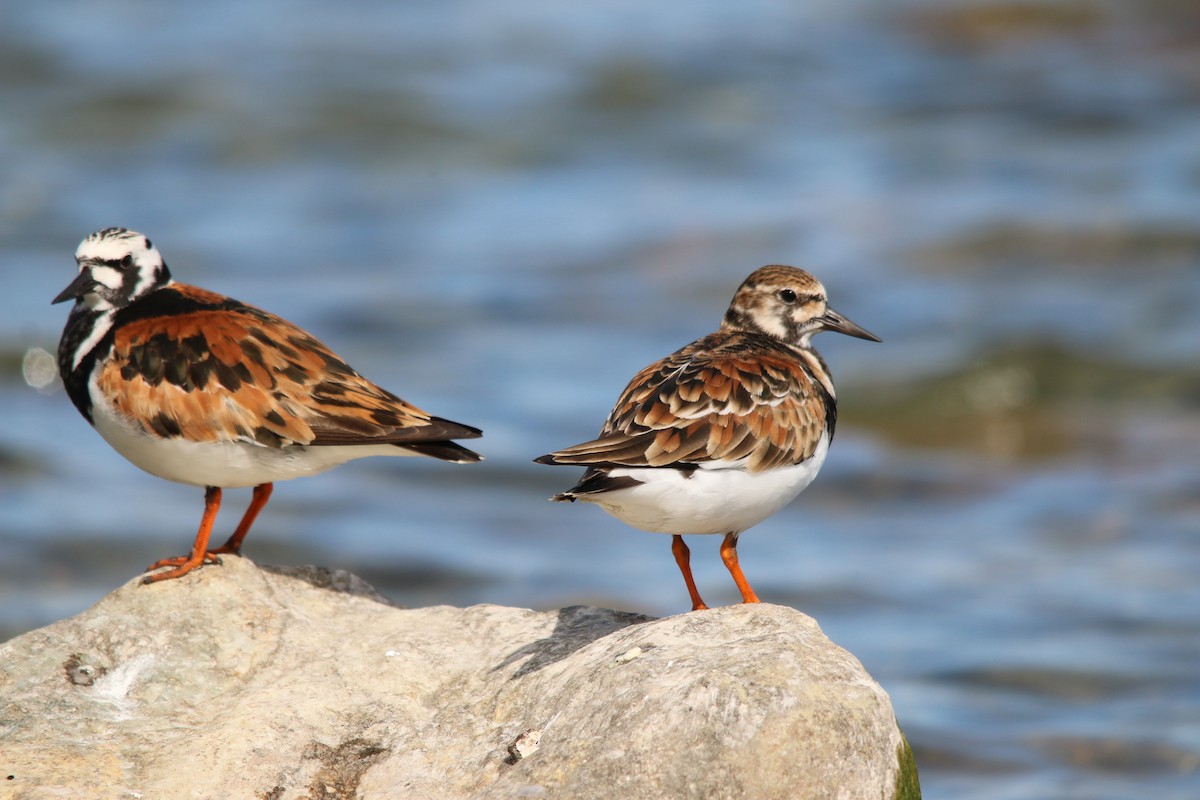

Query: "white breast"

xmin=581 ymin=432 xmax=830 ymax=536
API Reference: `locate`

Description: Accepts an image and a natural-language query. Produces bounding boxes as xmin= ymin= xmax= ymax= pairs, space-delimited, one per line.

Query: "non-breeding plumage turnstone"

xmin=535 ymin=265 xmax=879 ymax=611
xmin=55 ymin=227 xmax=482 ymax=583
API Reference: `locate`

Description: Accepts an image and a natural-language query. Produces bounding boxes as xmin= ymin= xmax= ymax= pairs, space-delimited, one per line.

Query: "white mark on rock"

xmin=614 ymin=646 xmax=643 ymax=664
xmin=506 ymin=711 xmax=561 ymax=763
xmin=91 ymin=653 xmax=155 ymax=719
xmin=508 ymin=729 xmax=542 ymax=761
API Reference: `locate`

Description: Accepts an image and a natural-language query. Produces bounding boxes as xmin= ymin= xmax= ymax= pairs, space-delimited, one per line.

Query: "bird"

xmin=535 ymin=265 xmax=879 ymax=611
xmin=54 ymin=227 xmax=483 ymax=584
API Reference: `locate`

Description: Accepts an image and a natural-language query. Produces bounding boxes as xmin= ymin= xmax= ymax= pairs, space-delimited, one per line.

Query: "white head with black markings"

xmin=53 ymin=227 xmax=173 ymax=312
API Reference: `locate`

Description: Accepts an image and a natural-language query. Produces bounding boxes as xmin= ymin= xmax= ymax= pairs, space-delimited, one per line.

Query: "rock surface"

xmin=0 ymin=557 xmax=919 ymax=799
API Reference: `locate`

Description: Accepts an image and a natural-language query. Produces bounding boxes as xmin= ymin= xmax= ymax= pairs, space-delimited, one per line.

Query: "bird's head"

xmin=722 ymin=265 xmax=880 ymax=348
xmin=53 ymin=227 xmax=172 ymax=312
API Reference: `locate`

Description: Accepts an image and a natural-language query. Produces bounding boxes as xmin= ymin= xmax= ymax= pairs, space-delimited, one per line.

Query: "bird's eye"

xmin=778 ymin=288 xmax=798 ymax=304
xmin=119 ymin=255 xmax=134 ymax=269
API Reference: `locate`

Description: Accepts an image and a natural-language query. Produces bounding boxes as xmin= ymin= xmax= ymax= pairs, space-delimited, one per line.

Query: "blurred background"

xmin=1 ymin=1 xmax=1198 ymax=797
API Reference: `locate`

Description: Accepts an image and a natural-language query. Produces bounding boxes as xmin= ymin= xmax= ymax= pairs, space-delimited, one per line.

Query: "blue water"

xmin=2 ymin=2 xmax=1199 ymax=797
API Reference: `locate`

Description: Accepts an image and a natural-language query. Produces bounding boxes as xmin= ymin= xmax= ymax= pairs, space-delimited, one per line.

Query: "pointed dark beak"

xmin=52 ymin=267 xmax=97 ymax=305
xmin=820 ymin=307 xmax=881 ymax=342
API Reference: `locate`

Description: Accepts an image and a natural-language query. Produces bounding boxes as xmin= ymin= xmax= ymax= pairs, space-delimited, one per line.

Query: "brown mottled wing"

xmin=97 ymin=284 xmax=481 ymax=450
xmin=539 ymin=332 xmax=829 ymax=473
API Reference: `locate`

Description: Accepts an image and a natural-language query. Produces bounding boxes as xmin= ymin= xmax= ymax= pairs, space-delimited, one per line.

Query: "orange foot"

xmin=142 ymin=552 xmax=222 ymax=584
xmin=141 ymin=486 xmax=225 ymax=585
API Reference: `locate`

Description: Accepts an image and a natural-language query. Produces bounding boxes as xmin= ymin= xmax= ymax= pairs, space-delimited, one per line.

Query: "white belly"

xmin=582 ymin=432 xmax=830 ymax=535
xmin=89 ymin=391 xmax=414 ymax=489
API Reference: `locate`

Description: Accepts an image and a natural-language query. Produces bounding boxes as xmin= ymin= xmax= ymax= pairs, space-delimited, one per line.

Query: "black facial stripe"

xmin=97 ymin=256 xmax=135 ymax=271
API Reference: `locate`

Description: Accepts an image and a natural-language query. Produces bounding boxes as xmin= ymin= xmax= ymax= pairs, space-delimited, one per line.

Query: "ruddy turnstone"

xmin=55 ymin=227 xmax=482 ymax=583
xmin=535 ymin=265 xmax=879 ymax=611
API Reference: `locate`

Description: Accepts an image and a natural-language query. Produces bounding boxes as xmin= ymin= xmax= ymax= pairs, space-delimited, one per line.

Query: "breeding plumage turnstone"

xmin=55 ymin=227 xmax=482 ymax=583
xmin=536 ymin=265 xmax=879 ymax=611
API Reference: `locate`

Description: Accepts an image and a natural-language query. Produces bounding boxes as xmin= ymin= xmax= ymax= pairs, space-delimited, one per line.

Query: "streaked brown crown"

xmin=721 ymin=265 xmax=830 ymax=346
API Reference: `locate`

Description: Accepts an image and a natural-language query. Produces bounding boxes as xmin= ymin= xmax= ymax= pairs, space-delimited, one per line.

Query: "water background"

xmin=2 ymin=2 xmax=1198 ymax=797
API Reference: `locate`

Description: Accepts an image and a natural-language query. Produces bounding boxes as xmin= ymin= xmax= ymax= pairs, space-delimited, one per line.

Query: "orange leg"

xmin=672 ymin=534 xmax=709 ymax=611
xmin=720 ymin=531 xmax=760 ymax=604
xmin=143 ymin=486 xmax=223 ymax=584
xmin=211 ymin=482 xmax=273 ymax=555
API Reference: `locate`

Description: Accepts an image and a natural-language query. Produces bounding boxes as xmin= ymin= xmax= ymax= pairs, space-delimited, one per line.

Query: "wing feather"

xmin=98 ymin=284 xmax=481 ymax=450
xmin=539 ymin=331 xmax=830 ymax=473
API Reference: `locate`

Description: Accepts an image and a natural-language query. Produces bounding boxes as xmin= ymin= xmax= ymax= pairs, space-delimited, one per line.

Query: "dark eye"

xmin=778 ymin=288 xmax=798 ymax=304
xmin=119 ymin=255 xmax=134 ymax=269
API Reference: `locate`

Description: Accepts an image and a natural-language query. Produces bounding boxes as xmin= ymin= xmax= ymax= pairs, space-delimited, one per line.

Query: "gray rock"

xmin=0 ymin=557 xmax=919 ymax=799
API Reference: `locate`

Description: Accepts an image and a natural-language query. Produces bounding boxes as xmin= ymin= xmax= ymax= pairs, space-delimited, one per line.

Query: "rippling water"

xmin=2 ymin=2 xmax=1199 ymax=797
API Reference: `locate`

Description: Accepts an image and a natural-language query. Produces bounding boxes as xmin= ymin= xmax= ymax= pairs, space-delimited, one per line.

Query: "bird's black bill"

xmin=52 ymin=269 xmax=96 ymax=304
xmin=820 ymin=307 xmax=881 ymax=342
